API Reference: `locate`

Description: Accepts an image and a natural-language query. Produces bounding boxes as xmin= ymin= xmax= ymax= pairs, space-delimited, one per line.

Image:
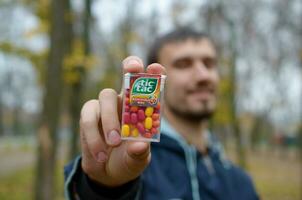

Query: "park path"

xmin=0 ymin=150 xmax=35 ymax=177
xmin=0 ymin=136 xmax=69 ymax=178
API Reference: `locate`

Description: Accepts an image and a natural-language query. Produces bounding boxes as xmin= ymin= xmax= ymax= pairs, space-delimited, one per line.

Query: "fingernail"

xmin=108 ymin=130 xmax=121 ymax=145
xmin=97 ymin=151 xmax=108 ymax=163
xmin=127 ymin=59 xmax=140 ymax=66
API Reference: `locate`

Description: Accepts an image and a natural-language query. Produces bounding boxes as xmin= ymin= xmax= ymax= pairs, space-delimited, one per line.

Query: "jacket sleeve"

xmin=64 ymin=156 xmax=142 ymax=200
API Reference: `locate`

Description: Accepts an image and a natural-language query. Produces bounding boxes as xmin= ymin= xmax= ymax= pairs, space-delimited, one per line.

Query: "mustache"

xmin=186 ymin=83 xmax=215 ymax=94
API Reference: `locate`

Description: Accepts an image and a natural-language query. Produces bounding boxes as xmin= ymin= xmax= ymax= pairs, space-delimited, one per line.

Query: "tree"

xmin=34 ymin=0 xmax=72 ymax=199
xmin=199 ymin=0 xmax=247 ymax=168
xmin=66 ymin=0 xmax=93 ymax=159
xmin=0 ymin=87 xmax=3 ymax=136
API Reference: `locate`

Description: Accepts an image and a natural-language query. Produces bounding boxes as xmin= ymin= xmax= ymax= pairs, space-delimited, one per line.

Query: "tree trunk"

xmin=12 ymin=106 xmax=22 ymax=135
xmin=229 ymin=21 xmax=246 ymax=169
xmin=299 ymin=56 xmax=302 ymax=162
xmin=250 ymin=117 xmax=262 ymax=152
xmin=230 ymin=58 xmax=246 ymax=168
xmin=34 ymin=0 xmax=72 ymax=199
xmin=300 ymin=11 xmax=302 ymax=163
xmin=69 ymin=80 xmax=82 ymax=159
xmin=0 ymin=95 xmax=3 ymax=136
xmin=69 ymin=0 xmax=91 ymax=159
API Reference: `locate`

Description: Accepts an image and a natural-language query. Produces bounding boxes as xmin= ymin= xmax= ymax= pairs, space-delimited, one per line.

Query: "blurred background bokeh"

xmin=0 ymin=0 xmax=301 ymax=199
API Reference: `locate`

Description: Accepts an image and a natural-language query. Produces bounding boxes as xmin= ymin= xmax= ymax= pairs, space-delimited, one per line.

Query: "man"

xmin=64 ymin=28 xmax=259 ymax=200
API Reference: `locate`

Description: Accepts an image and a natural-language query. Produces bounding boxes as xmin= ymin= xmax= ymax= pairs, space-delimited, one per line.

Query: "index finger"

xmin=146 ymin=63 xmax=166 ymax=75
xmin=120 ymin=56 xmax=145 ymax=95
xmin=122 ymin=56 xmax=144 ymax=74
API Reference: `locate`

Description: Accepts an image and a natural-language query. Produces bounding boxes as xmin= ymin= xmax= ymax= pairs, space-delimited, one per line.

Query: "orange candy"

xmin=130 ymin=106 xmax=139 ymax=112
xmin=153 ymin=120 xmax=160 ymax=128
xmin=144 ymin=132 xmax=153 ymax=138
xmin=151 ymin=127 xmax=158 ymax=134
xmin=152 ymin=113 xmax=160 ymax=120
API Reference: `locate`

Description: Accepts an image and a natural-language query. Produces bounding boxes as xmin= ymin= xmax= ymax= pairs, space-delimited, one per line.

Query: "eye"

xmin=203 ymin=57 xmax=217 ymax=69
xmin=173 ymin=58 xmax=193 ymax=69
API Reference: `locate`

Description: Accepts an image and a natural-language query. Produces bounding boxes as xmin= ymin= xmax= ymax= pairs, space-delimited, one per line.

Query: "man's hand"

xmin=80 ymin=56 xmax=165 ymax=187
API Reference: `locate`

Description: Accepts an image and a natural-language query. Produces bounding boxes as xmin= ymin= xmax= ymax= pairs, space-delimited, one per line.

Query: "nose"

xmin=192 ymin=61 xmax=211 ymax=81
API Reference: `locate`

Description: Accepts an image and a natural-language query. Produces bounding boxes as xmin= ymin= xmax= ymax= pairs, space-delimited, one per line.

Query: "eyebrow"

xmin=172 ymin=54 xmax=217 ymax=65
xmin=170 ymin=56 xmax=191 ymax=66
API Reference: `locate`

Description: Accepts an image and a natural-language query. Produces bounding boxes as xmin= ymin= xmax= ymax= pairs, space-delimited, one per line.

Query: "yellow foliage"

xmin=64 ymin=11 xmax=74 ymax=23
xmin=36 ymin=0 xmax=50 ymax=20
xmin=63 ymin=39 xmax=98 ymax=85
xmin=127 ymin=31 xmax=142 ymax=43
xmin=64 ymin=71 xmax=80 ymax=85
xmin=219 ymin=78 xmax=232 ymax=95
xmin=212 ymin=71 xmax=233 ymax=125
xmin=213 ymin=100 xmax=232 ymax=124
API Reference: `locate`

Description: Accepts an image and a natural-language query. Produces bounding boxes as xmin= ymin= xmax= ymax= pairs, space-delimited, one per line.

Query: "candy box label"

xmin=130 ymin=76 xmax=161 ymax=107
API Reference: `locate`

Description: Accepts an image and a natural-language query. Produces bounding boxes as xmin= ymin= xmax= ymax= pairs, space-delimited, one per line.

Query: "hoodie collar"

xmin=161 ymin=117 xmax=231 ymax=168
xmin=161 ymin=117 xmax=211 ymax=149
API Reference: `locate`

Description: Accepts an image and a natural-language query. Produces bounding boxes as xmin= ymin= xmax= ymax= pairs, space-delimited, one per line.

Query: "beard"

xmin=166 ymin=99 xmax=215 ymax=122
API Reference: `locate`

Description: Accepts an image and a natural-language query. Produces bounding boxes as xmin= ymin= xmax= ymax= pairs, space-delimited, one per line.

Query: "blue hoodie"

xmin=64 ymin=119 xmax=259 ymax=200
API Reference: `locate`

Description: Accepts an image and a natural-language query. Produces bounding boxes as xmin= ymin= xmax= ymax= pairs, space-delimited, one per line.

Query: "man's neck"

xmin=164 ymin=108 xmax=208 ymax=153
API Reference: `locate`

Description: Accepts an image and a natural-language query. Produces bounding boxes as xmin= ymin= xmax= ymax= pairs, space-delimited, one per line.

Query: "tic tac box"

xmin=121 ymin=73 xmax=166 ymax=142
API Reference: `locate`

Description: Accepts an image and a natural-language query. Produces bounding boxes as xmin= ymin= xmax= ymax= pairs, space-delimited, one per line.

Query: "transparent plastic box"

xmin=121 ymin=73 xmax=166 ymax=142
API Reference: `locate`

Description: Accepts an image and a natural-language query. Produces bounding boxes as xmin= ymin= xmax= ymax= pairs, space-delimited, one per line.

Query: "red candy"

xmin=137 ymin=109 xmax=145 ymax=121
xmin=130 ymin=113 xmax=138 ymax=124
xmin=123 ymin=112 xmax=131 ymax=124
xmin=137 ymin=122 xmax=145 ymax=134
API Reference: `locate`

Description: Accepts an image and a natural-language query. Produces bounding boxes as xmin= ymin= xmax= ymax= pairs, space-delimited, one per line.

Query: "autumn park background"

xmin=0 ymin=0 xmax=301 ymax=200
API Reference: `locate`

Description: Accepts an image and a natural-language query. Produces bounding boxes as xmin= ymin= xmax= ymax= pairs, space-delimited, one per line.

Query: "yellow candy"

xmin=121 ymin=124 xmax=130 ymax=137
xmin=145 ymin=107 xmax=154 ymax=117
xmin=144 ymin=117 xmax=153 ymax=129
xmin=131 ymin=128 xmax=139 ymax=137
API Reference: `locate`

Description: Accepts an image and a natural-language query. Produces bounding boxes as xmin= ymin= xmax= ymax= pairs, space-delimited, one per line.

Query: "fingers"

xmin=146 ymin=63 xmax=166 ymax=75
xmin=80 ymin=100 xmax=108 ymax=162
xmin=127 ymin=142 xmax=150 ymax=161
xmin=125 ymin=142 xmax=151 ymax=173
xmin=122 ymin=56 xmax=144 ymax=74
xmin=99 ymin=89 xmax=122 ymax=147
xmin=122 ymin=57 xmax=166 ymax=75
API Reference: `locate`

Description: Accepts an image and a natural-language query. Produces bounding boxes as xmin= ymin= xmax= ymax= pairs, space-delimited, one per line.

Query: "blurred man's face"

xmin=159 ymin=38 xmax=219 ymax=121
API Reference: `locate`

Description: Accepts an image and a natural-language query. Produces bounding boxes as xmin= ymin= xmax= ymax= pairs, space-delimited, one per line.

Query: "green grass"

xmin=247 ymin=152 xmax=301 ymax=200
xmin=0 ymin=168 xmax=34 ymax=200
xmin=0 ymin=164 xmax=65 ymax=200
xmin=0 ymin=151 xmax=300 ymax=200
xmin=226 ymin=149 xmax=302 ymax=200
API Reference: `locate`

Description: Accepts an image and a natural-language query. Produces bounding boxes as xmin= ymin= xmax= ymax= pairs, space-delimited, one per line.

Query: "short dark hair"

xmin=147 ymin=27 xmax=212 ymax=65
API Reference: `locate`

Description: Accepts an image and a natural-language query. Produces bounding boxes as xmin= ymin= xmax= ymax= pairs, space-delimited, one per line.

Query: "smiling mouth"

xmin=191 ymin=91 xmax=213 ymax=99
xmin=188 ymin=87 xmax=214 ymax=94
xmin=187 ymin=88 xmax=215 ymax=100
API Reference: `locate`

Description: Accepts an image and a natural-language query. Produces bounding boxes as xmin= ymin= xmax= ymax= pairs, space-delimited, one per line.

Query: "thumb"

xmin=125 ymin=142 xmax=151 ymax=174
